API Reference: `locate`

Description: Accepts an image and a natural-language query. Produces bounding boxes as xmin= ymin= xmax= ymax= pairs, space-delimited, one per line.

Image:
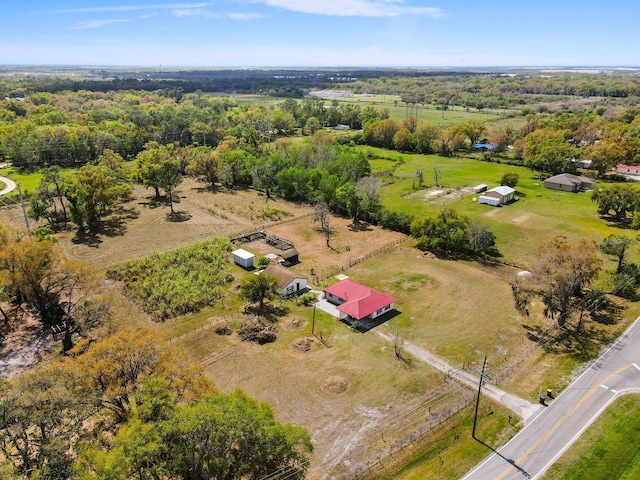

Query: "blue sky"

xmin=1 ymin=1 xmax=639 ymax=67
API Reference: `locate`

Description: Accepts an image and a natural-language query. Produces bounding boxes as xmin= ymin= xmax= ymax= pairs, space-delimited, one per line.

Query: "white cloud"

xmin=72 ymin=19 xmax=132 ymax=29
xmin=172 ymin=9 xmax=262 ymax=19
xmin=227 ymin=12 xmax=263 ymax=20
xmin=45 ymin=3 xmax=211 ymax=14
xmin=250 ymin=0 xmax=444 ymax=18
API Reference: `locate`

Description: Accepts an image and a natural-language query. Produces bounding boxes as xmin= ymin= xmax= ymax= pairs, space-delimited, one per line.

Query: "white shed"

xmin=473 ymin=184 xmax=488 ymax=193
xmin=232 ymin=248 xmax=255 ymax=268
xmin=479 ymin=195 xmax=501 ymax=206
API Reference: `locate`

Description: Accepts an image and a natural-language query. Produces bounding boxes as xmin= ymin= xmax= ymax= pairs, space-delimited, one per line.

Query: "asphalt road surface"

xmin=462 ymin=316 xmax=640 ymax=480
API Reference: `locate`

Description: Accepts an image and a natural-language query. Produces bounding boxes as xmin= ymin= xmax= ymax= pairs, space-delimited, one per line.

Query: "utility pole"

xmin=312 ymin=304 xmax=316 ymax=335
xmin=17 ymin=183 xmax=31 ymax=236
xmin=472 ymin=356 xmax=488 ymax=440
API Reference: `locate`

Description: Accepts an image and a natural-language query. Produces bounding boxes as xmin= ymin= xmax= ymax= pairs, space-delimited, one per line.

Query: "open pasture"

xmin=370 ymin=150 xmax=640 ymax=267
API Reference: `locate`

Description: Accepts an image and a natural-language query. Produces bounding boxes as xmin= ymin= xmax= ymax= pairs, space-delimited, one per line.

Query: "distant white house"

xmin=232 ymin=248 xmax=255 ymax=269
xmin=617 ymin=164 xmax=640 ymax=175
xmin=479 ymin=186 xmax=515 ymax=206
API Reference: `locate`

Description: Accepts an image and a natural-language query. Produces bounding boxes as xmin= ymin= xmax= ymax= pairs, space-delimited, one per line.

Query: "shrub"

xmin=296 ymin=292 xmax=317 ymax=307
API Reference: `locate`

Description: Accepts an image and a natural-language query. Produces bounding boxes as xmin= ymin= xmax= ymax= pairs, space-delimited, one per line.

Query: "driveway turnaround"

xmin=462 ymin=316 xmax=640 ymax=480
xmin=0 ymin=175 xmax=16 ymax=196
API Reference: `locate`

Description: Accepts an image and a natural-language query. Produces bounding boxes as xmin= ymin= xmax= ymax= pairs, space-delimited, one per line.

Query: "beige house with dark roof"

xmin=543 ymin=173 xmax=596 ymax=192
xmin=262 ymin=265 xmax=307 ymax=297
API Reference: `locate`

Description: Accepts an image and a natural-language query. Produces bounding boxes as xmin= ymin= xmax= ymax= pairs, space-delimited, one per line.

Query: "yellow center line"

xmin=495 ymin=363 xmax=632 ymax=480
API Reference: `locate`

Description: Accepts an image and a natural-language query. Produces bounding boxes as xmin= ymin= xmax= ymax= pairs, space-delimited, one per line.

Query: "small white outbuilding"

xmin=232 ymin=248 xmax=255 ymax=269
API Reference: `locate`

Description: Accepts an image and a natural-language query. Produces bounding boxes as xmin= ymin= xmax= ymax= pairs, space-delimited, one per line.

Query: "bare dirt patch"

xmin=320 ymin=374 xmax=350 ymax=394
xmin=513 ymin=213 xmax=532 ymax=223
xmin=291 ymin=337 xmax=315 ymax=352
xmin=0 ymin=313 xmax=53 ymax=378
xmin=404 ymin=187 xmax=469 ymax=206
xmin=285 ymin=317 xmax=306 ymax=330
xmin=244 ymin=215 xmax=406 ymax=283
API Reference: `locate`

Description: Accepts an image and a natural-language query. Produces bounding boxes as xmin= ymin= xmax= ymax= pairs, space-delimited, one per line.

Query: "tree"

xmin=411 ymin=209 xmax=470 ymax=253
xmin=28 ymin=166 xmax=68 ymax=229
xmin=356 ymin=176 xmax=383 ymax=208
xmin=166 ymin=390 xmax=312 ymax=480
xmin=68 ymin=326 xmax=213 ymax=423
xmin=0 ymin=237 xmax=102 ymax=350
xmin=501 ymin=172 xmax=519 ymax=188
xmin=252 ymin=155 xmax=284 ymax=202
xmin=97 ymin=149 xmax=124 ymax=171
xmin=240 ymin=274 xmax=279 ymax=310
xmin=467 ymin=221 xmax=496 ymax=254
xmin=600 ymin=235 xmax=634 ymax=273
xmin=303 ymin=116 xmax=321 ymax=135
xmin=0 ymin=365 xmax=100 ymax=478
xmin=402 ymin=115 xmax=419 ymax=134
xmin=64 ymin=164 xmax=133 ymax=231
xmin=459 ymin=120 xmax=487 ymax=147
xmin=415 ymin=122 xmax=441 ymax=153
xmin=393 ymin=127 xmax=411 ymax=151
xmin=415 ymin=168 xmax=425 ymax=189
xmin=157 ymin=160 xmax=182 ymax=214
xmin=336 ymin=182 xmax=363 ymax=221
xmin=78 ymin=388 xmax=312 ymax=480
xmin=433 ymin=165 xmax=442 ymax=187
xmin=360 ymin=106 xmax=379 ymax=126
xmin=591 ymin=184 xmax=640 ymax=221
xmin=512 ymin=236 xmax=602 ymax=327
xmin=312 ymin=201 xmax=331 ymax=247
xmin=135 ymin=142 xmax=174 ymax=198
xmin=186 ymin=147 xmax=219 ymax=189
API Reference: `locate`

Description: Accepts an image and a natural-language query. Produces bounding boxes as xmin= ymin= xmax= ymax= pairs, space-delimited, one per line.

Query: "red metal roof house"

xmin=323 ymin=279 xmax=396 ymax=321
xmin=616 ymin=164 xmax=640 ymax=175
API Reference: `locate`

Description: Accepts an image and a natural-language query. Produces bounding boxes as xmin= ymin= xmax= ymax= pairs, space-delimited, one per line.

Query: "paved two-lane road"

xmin=462 ymin=317 xmax=640 ymax=479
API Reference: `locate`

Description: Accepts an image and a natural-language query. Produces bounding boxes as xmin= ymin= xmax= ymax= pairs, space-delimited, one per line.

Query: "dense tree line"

xmin=345 ymin=72 xmax=640 ymax=111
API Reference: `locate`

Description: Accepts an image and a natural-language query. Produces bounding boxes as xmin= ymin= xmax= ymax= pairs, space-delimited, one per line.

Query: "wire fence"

xmin=314 ymin=237 xmax=408 ymax=284
xmin=328 ymin=381 xmax=475 ymax=480
xmin=167 ymin=315 xmax=242 ymax=344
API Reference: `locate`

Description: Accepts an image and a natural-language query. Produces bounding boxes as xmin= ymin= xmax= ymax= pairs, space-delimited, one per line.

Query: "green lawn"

xmin=0 ymin=166 xmax=42 ymax=194
xmin=544 ymin=394 xmax=640 ymax=480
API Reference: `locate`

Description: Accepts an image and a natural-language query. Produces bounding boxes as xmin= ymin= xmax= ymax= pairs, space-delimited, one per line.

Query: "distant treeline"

xmin=1 ymin=68 xmax=488 ymax=98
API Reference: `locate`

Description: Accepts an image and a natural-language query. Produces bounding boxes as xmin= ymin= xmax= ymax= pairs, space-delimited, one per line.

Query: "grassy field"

xmin=227 ymin=92 xmax=518 ymax=129
xmin=544 ymin=394 xmax=640 ymax=480
xmin=368 ymin=149 xmax=640 ymax=267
